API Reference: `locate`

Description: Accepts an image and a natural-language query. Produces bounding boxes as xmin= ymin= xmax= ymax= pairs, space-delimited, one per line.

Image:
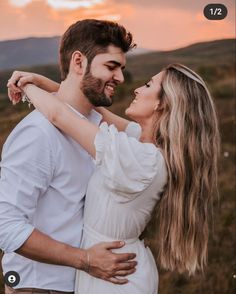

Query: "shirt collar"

xmin=65 ymin=103 xmax=102 ymax=126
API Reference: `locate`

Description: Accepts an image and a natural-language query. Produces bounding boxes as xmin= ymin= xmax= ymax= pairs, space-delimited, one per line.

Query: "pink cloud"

xmin=0 ymin=0 xmax=235 ymax=50
xmin=121 ymin=6 xmax=234 ymax=50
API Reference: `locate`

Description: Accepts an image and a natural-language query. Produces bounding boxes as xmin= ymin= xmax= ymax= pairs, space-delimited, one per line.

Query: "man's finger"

xmin=113 ymin=268 xmax=136 ymax=277
xmin=108 ymin=277 xmax=128 ymax=285
xmin=103 ymin=241 xmax=125 ymax=250
xmin=113 ymin=252 xmax=136 ymax=263
xmin=114 ymin=261 xmax=137 ymax=271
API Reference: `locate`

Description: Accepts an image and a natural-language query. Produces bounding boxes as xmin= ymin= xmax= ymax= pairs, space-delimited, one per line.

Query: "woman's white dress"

xmin=74 ymin=122 xmax=167 ymax=294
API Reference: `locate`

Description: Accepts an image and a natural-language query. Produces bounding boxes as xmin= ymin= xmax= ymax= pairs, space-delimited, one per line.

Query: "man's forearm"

xmin=14 ymin=228 xmax=137 ymax=284
xmin=15 ymin=228 xmax=87 ymax=270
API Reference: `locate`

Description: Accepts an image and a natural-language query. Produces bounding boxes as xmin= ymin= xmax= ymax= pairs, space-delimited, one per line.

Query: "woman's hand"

xmin=7 ymin=70 xmax=40 ymax=91
xmin=7 ymin=71 xmax=42 ymax=105
xmin=7 ymin=71 xmax=60 ymax=105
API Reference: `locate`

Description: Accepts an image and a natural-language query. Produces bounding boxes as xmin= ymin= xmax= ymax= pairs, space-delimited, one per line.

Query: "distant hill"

xmin=0 ymin=38 xmax=235 ymax=95
xmin=0 ymin=37 xmax=234 ymax=74
xmin=0 ymin=37 xmax=60 ymax=70
xmin=0 ymin=36 xmax=152 ymax=71
xmin=1 ymin=37 xmax=233 ymax=72
xmin=127 ymin=39 xmax=236 ymax=80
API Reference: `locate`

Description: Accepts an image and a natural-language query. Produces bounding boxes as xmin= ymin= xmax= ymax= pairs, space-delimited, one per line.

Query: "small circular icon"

xmin=204 ymin=4 xmax=228 ymax=20
xmin=4 ymin=271 xmax=20 ymax=287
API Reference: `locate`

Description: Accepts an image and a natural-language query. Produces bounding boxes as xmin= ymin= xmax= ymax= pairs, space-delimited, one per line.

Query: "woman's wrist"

xmin=32 ymin=73 xmax=44 ymax=88
xmin=94 ymin=106 xmax=104 ymax=114
xmin=21 ymin=84 xmax=34 ymax=107
xmin=22 ymin=83 xmax=34 ymax=93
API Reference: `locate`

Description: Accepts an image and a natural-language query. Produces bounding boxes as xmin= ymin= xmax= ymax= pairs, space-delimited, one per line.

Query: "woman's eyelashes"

xmin=145 ymin=82 xmax=151 ymax=88
xmin=106 ymin=65 xmax=116 ymax=71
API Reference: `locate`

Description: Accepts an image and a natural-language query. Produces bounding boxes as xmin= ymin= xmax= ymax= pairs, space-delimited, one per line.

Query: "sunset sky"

xmin=0 ymin=0 xmax=235 ymax=50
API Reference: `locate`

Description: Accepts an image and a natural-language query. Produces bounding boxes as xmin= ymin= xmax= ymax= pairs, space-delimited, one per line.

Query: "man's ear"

xmin=71 ymin=51 xmax=87 ymax=75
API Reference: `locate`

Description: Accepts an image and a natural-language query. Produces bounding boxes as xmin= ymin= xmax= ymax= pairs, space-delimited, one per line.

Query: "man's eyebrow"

xmin=106 ymin=61 xmax=126 ymax=70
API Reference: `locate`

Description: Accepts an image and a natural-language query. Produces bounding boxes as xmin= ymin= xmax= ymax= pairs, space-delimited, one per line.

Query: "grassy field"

xmin=0 ymin=39 xmax=235 ymax=293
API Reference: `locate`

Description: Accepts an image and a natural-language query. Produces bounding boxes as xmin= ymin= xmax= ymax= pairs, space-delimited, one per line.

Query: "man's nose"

xmin=114 ymin=68 xmax=125 ymax=84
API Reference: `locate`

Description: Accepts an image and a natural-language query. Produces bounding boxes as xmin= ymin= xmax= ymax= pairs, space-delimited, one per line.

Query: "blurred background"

xmin=0 ymin=0 xmax=235 ymax=293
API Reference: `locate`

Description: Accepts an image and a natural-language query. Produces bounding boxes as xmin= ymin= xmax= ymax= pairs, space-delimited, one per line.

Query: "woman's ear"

xmin=154 ymin=100 xmax=160 ymax=111
xmin=154 ymin=100 xmax=164 ymax=112
xmin=71 ymin=51 xmax=87 ymax=75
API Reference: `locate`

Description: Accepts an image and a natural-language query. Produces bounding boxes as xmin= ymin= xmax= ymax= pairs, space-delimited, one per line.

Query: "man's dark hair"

xmin=59 ymin=19 xmax=136 ymax=80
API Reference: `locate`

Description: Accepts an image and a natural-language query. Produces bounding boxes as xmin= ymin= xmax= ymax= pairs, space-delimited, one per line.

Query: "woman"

xmin=9 ymin=63 xmax=220 ymax=293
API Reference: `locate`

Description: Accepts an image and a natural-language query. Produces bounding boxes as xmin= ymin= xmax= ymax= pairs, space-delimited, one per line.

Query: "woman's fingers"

xmin=7 ymin=79 xmax=20 ymax=92
xmin=12 ymin=94 xmax=22 ymax=105
xmin=8 ymin=88 xmax=16 ymax=102
xmin=7 ymin=71 xmax=22 ymax=87
xmin=8 ymin=88 xmax=22 ymax=104
xmin=7 ymin=71 xmax=34 ymax=92
xmin=7 ymin=71 xmax=35 ymax=105
xmin=8 ymin=88 xmax=13 ymax=101
xmin=17 ymin=76 xmax=33 ymax=88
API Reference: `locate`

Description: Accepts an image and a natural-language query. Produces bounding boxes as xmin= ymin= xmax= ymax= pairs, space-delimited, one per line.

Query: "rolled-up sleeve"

xmin=0 ymin=124 xmax=54 ymax=253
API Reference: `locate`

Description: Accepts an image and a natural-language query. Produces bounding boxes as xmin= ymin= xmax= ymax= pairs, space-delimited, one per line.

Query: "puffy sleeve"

xmin=94 ymin=122 xmax=165 ymax=202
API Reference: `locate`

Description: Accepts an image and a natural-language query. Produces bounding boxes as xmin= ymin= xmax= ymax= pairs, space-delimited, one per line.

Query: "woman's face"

xmin=125 ymin=72 xmax=163 ymax=122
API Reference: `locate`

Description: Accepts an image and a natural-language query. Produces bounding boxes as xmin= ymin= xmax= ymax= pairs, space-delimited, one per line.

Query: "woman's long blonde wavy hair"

xmin=154 ymin=64 xmax=220 ymax=275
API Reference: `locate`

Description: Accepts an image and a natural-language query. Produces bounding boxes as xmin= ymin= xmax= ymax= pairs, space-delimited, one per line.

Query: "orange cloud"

xmin=10 ymin=0 xmax=106 ymax=9
xmin=121 ymin=6 xmax=234 ymax=50
xmin=0 ymin=0 xmax=235 ymax=50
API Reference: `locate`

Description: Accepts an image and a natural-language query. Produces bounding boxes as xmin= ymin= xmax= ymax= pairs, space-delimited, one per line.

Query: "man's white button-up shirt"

xmin=0 ymin=107 xmax=102 ymax=291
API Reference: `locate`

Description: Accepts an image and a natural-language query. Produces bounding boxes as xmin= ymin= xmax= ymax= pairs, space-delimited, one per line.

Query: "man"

xmin=0 ymin=19 xmax=136 ymax=294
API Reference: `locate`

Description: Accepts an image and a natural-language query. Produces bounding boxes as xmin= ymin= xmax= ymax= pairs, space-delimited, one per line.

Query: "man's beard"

xmin=80 ymin=71 xmax=113 ymax=107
